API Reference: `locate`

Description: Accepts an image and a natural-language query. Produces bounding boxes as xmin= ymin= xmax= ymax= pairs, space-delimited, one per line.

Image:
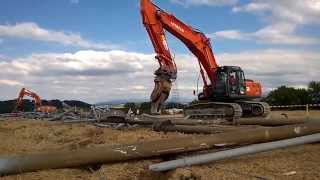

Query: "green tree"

xmin=165 ymin=102 xmax=186 ymax=109
xmin=264 ymin=86 xmax=311 ymax=105
xmin=139 ymin=102 xmax=151 ymax=114
xmin=189 ymin=99 xmax=199 ymax=105
xmin=124 ymin=102 xmax=137 ymax=113
xmin=308 ymin=81 xmax=320 ymax=103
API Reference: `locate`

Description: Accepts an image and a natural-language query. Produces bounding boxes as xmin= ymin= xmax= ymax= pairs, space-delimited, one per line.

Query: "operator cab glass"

xmin=238 ymin=71 xmax=246 ymax=95
xmin=214 ymin=66 xmax=246 ymax=99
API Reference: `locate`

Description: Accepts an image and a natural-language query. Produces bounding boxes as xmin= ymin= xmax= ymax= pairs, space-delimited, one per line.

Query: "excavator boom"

xmin=141 ymin=0 xmax=218 ymax=94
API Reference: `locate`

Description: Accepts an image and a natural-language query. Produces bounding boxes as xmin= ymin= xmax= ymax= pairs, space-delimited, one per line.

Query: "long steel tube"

xmin=149 ymin=133 xmax=320 ymax=171
xmin=153 ymin=122 xmax=257 ymax=134
xmin=0 ymin=122 xmax=320 ymax=175
xmin=64 ymin=116 xmax=218 ymax=126
xmin=237 ymin=117 xmax=308 ymax=126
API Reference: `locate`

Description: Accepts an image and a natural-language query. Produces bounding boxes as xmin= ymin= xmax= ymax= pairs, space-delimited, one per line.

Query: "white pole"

xmin=149 ymin=133 xmax=320 ymax=172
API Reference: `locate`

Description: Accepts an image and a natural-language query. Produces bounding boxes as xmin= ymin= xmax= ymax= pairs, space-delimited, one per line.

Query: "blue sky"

xmin=0 ymin=0 xmax=319 ymax=103
xmin=3 ymin=0 xmax=317 ymax=56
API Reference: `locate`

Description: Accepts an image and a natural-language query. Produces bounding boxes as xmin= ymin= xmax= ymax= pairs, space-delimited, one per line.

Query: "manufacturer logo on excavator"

xmin=161 ymin=35 xmax=169 ymax=51
xmin=170 ymin=22 xmax=185 ymax=33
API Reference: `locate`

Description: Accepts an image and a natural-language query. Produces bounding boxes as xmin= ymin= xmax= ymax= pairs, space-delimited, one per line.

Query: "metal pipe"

xmin=152 ymin=120 xmax=257 ymax=134
xmin=237 ymin=117 xmax=309 ymax=126
xmin=141 ymin=115 xmax=315 ymax=127
xmin=149 ymin=133 xmax=320 ymax=171
xmin=140 ymin=114 xmax=218 ymax=125
xmin=1 ymin=122 xmax=320 ymax=175
xmin=63 ymin=113 xmax=315 ymax=127
xmin=64 ymin=116 xmax=217 ymax=126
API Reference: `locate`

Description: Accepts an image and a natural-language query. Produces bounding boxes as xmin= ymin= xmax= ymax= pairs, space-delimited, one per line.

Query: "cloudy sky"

xmin=0 ymin=0 xmax=319 ymax=103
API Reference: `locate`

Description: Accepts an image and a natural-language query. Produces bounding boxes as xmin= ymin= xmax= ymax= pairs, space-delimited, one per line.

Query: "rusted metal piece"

xmin=48 ymin=109 xmax=73 ymax=121
xmin=152 ymin=120 xmax=257 ymax=134
xmin=1 ymin=122 xmax=320 ymax=175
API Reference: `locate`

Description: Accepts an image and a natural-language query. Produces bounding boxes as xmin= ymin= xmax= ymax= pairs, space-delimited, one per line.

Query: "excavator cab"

xmin=212 ymin=66 xmax=247 ymax=100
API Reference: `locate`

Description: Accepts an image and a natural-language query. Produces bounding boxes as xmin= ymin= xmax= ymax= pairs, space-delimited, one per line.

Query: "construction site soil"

xmin=0 ymin=111 xmax=319 ymax=180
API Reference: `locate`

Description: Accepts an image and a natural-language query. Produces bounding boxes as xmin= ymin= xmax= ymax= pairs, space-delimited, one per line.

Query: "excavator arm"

xmin=141 ymin=0 xmax=177 ymax=79
xmin=141 ymin=0 xmax=219 ymax=114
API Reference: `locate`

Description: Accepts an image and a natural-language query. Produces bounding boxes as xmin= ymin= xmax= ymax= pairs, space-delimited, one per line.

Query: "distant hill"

xmin=95 ymin=99 xmax=147 ymax=106
xmin=0 ymin=100 xmax=17 ymax=113
xmin=63 ymin=100 xmax=91 ymax=109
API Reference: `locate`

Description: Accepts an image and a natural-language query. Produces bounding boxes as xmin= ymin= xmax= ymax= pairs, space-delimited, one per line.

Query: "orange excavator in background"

xmin=14 ymin=88 xmax=57 ymax=113
xmin=140 ymin=0 xmax=270 ymax=119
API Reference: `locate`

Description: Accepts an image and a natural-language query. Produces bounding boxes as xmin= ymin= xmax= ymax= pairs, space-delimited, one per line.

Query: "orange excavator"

xmin=14 ymin=88 xmax=57 ymax=113
xmin=140 ymin=0 xmax=270 ymax=119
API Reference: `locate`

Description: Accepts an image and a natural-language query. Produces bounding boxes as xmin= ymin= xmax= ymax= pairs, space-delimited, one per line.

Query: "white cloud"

xmin=232 ymin=2 xmax=270 ymax=13
xmin=233 ymin=0 xmax=320 ymax=25
xmin=170 ymin=0 xmax=238 ymax=7
xmin=252 ymin=23 xmax=317 ymax=45
xmin=213 ymin=23 xmax=318 ymax=45
xmin=0 ymin=49 xmax=319 ymax=102
xmin=0 ymin=54 xmax=5 ymax=61
xmin=0 ymin=79 xmax=24 ymax=86
xmin=0 ymin=22 xmax=119 ymax=50
xmin=0 ymin=50 xmax=152 ymax=77
xmin=169 ymin=0 xmax=320 ymax=45
xmin=70 ymin=0 xmax=79 ymax=4
xmin=131 ymin=85 xmax=147 ymax=91
xmin=217 ymin=49 xmax=320 ymax=93
xmin=211 ymin=30 xmax=247 ymax=40
xmin=0 ymin=50 xmax=156 ymax=102
xmin=214 ymin=0 xmax=320 ymax=45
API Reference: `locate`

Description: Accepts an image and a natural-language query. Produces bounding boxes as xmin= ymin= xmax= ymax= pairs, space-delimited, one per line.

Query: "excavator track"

xmin=236 ymin=101 xmax=271 ymax=117
xmin=184 ymin=102 xmax=242 ymax=121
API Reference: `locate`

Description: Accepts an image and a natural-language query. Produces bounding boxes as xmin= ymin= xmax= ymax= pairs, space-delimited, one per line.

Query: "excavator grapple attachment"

xmin=150 ymin=76 xmax=172 ymax=114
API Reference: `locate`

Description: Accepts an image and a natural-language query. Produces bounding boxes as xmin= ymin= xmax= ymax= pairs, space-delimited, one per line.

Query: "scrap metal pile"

xmin=0 ymin=106 xmax=319 ymax=176
xmin=0 ymin=111 xmax=56 ymax=119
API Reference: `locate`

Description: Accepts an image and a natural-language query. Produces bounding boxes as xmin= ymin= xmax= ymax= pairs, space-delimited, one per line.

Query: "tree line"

xmin=263 ymin=81 xmax=320 ymax=106
xmin=1 ymin=81 xmax=319 ymax=114
xmin=126 ymin=81 xmax=320 ymax=113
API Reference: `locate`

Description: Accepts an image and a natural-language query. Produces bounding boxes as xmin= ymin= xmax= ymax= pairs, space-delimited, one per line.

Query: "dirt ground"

xmin=0 ymin=111 xmax=319 ymax=180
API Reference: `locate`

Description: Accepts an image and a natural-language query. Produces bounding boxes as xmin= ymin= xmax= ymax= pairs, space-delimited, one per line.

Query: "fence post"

xmin=306 ymin=104 xmax=309 ymax=118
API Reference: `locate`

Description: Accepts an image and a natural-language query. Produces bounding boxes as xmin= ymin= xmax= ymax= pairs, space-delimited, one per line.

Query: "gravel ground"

xmin=0 ymin=111 xmax=319 ymax=180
